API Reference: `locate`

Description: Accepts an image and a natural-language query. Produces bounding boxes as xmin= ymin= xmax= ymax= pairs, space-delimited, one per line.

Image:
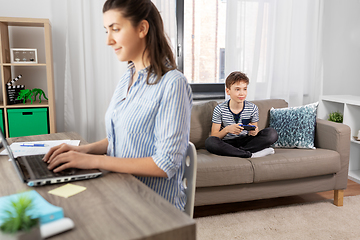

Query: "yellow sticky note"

xmin=48 ymin=183 xmax=86 ymax=198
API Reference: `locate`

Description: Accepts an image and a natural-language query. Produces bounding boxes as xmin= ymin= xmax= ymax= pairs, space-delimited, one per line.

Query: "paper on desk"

xmin=0 ymin=140 xmax=80 ymax=158
xmin=48 ymin=183 xmax=86 ymax=198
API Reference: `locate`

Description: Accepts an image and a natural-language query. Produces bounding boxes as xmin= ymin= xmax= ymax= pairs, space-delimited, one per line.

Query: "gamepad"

xmin=239 ymin=124 xmax=256 ymax=131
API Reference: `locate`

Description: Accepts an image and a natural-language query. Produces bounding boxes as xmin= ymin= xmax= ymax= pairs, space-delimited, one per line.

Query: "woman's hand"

xmin=43 ymin=143 xmax=83 ymax=163
xmin=43 ymin=143 xmax=93 ymax=172
xmin=46 ymin=150 xmax=100 ymax=173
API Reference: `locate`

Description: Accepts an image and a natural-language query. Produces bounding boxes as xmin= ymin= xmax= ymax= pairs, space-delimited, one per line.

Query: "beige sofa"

xmin=190 ymin=99 xmax=351 ymax=207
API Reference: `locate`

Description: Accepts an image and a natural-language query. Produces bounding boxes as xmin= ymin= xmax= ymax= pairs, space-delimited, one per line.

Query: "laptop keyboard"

xmin=25 ymin=155 xmax=59 ymax=178
xmin=25 ymin=155 xmax=76 ymax=179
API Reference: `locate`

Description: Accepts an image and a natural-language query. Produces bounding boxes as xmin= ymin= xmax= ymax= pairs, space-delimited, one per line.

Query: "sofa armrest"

xmin=315 ymin=118 xmax=351 ymax=189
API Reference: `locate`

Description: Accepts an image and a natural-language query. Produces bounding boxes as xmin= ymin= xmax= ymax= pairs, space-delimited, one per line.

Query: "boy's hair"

xmin=225 ymin=71 xmax=249 ymax=89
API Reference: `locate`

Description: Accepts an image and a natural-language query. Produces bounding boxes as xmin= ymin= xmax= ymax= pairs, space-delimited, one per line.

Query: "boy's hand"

xmin=247 ymin=126 xmax=259 ymax=136
xmin=226 ymin=124 xmax=243 ymax=135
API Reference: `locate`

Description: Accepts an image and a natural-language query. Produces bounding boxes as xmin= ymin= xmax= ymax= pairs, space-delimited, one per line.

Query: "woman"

xmin=44 ymin=0 xmax=192 ymax=211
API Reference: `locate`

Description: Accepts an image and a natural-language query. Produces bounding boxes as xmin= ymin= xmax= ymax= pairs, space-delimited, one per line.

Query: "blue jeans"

xmin=205 ymin=127 xmax=278 ymax=158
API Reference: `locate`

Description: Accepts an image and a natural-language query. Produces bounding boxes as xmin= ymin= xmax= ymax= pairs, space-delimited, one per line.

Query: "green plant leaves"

xmin=0 ymin=195 xmax=39 ymax=234
xmin=328 ymin=111 xmax=343 ymax=123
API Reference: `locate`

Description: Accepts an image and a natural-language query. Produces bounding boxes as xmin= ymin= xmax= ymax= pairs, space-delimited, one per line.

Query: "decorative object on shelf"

xmin=0 ymin=193 xmax=41 ymax=240
xmin=354 ymin=130 xmax=360 ymax=141
xmin=17 ymin=88 xmax=48 ymax=104
xmin=6 ymin=74 xmax=25 ymax=105
xmin=10 ymin=48 xmax=38 ymax=64
xmin=7 ymin=74 xmax=22 ymax=87
xmin=17 ymin=89 xmax=33 ymax=104
xmin=328 ymin=111 xmax=343 ymax=123
xmin=31 ymin=88 xmax=48 ymax=103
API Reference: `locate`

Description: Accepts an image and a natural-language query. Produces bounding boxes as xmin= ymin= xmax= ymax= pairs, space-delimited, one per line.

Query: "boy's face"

xmin=226 ymin=81 xmax=248 ymax=104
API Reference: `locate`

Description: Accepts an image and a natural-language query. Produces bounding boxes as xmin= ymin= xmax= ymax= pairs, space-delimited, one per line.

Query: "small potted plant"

xmin=328 ymin=111 xmax=343 ymax=123
xmin=0 ymin=194 xmax=41 ymax=240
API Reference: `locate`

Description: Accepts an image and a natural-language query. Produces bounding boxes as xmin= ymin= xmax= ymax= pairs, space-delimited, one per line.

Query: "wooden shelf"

xmin=0 ymin=17 xmax=49 ymax=27
xmin=1 ymin=63 xmax=46 ymax=67
xmin=5 ymin=100 xmax=49 ymax=108
xmin=0 ymin=17 xmax=56 ymax=138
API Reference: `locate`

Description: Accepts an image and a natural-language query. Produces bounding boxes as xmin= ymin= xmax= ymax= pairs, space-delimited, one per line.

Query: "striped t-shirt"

xmin=212 ymin=100 xmax=259 ymax=140
xmin=105 ymin=62 xmax=192 ymax=211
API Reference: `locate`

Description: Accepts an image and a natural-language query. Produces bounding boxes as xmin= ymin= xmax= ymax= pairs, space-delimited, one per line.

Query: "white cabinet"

xmin=318 ymin=95 xmax=360 ymax=183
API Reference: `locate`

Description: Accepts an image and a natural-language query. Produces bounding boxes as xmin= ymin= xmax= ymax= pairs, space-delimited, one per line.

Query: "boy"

xmin=205 ymin=71 xmax=278 ymax=158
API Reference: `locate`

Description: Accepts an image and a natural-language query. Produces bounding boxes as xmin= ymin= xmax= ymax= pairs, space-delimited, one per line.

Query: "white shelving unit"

xmin=318 ymin=95 xmax=360 ymax=183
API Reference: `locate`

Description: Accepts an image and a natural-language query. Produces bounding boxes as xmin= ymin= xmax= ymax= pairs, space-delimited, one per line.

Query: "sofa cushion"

xmin=190 ymin=101 xmax=218 ymax=149
xmin=250 ymin=99 xmax=288 ymax=130
xmin=269 ymin=102 xmax=319 ymax=149
xmin=196 ymin=149 xmax=254 ymax=187
xmin=249 ymin=148 xmax=341 ymax=183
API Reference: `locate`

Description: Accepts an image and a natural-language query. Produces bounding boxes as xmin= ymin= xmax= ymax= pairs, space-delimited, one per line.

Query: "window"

xmin=183 ymin=0 xmax=226 ymax=84
xmin=175 ymin=1 xmax=320 ymax=104
xmin=177 ymin=0 xmax=226 ymax=99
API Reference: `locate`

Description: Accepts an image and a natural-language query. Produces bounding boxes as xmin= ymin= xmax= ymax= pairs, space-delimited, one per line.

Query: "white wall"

xmin=1 ymin=0 xmax=360 ymax=134
xmin=49 ymin=1 xmax=66 ymax=133
xmin=322 ymin=0 xmax=360 ymax=96
xmin=0 ymin=0 xmax=51 ymax=19
xmin=0 ymin=0 xmax=65 ymax=132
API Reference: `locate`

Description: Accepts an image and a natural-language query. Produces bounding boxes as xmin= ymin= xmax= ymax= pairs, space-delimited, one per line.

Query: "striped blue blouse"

xmin=105 ymin=62 xmax=193 ymax=211
xmin=212 ymin=100 xmax=259 ymax=140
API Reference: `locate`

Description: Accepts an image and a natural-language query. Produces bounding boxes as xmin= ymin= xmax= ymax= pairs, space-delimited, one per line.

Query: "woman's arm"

xmin=46 ymin=151 xmax=167 ymax=177
xmin=99 ymin=156 xmax=167 ymax=177
xmin=44 ymin=138 xmax=108 ymax=163
xmin=78 ymin=138 xmax=109 ymax=155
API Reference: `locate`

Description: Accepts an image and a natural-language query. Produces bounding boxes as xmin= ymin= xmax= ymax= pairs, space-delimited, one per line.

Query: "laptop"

xmin=0 ymin=129 xmax=102 ymax=187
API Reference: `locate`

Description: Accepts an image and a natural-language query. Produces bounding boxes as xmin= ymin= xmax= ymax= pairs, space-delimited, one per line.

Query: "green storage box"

xmin=0 ymin=109 xmax=4 ymax=133
xmin=8 ymin=108 xmax=49 ymax=137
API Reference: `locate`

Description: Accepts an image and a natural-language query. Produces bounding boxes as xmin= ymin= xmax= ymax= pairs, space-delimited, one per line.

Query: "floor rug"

xmin=196 ymin=196 xmax=360 ymax=240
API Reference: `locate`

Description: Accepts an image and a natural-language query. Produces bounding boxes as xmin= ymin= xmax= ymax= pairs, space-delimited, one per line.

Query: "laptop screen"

xmin=0 ymin=128 xmax=25 ymax=182
xmin=0 ymin=128 xmax=16 ymax=161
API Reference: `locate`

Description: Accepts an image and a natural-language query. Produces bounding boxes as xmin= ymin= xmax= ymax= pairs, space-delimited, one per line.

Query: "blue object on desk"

xmin=20 ymin=143 xmax=46 ymax=147
xmin=0 ymin=190 xmax=64 ymax=225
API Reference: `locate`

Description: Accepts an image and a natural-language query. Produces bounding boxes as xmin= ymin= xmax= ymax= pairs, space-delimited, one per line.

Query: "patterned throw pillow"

xmin=269 ymin=102 xmax=318 ymax=149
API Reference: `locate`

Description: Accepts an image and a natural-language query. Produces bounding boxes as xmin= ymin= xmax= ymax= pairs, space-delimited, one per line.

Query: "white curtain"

xmin=59 ymin=0 xmax=176 ymax=143
xmin=63 ymin=0 xmax=125 ymax=143
xmin=152 ymin=0 xmax=177 ymax=54
xmin=225 ymin=0 xmax=324 ymax=107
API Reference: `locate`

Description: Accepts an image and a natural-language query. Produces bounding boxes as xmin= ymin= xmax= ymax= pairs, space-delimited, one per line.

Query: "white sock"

xmin=251 ymin=148 xmax=275 ymax=158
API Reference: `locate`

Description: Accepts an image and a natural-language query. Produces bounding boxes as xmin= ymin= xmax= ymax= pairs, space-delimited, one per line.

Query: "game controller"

xmin=239 ymin=124 xmax=256 ymax=131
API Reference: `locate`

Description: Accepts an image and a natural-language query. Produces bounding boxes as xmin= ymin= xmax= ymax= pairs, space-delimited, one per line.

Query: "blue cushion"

xmin=269 ymin=102 xmax=318 ymax=149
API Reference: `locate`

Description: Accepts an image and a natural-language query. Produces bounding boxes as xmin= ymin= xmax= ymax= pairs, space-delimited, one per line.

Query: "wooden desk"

xmin=0 ymin=132 xmax=196 ymax=240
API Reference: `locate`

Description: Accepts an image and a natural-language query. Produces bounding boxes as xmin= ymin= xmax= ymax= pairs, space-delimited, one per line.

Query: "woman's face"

xmin=103 ymin=9 xmax=146 ymax=63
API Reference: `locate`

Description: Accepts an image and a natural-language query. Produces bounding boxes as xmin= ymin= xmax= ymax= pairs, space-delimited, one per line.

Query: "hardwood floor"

xmin=193 ymin=179 xmax=360 ymax=218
